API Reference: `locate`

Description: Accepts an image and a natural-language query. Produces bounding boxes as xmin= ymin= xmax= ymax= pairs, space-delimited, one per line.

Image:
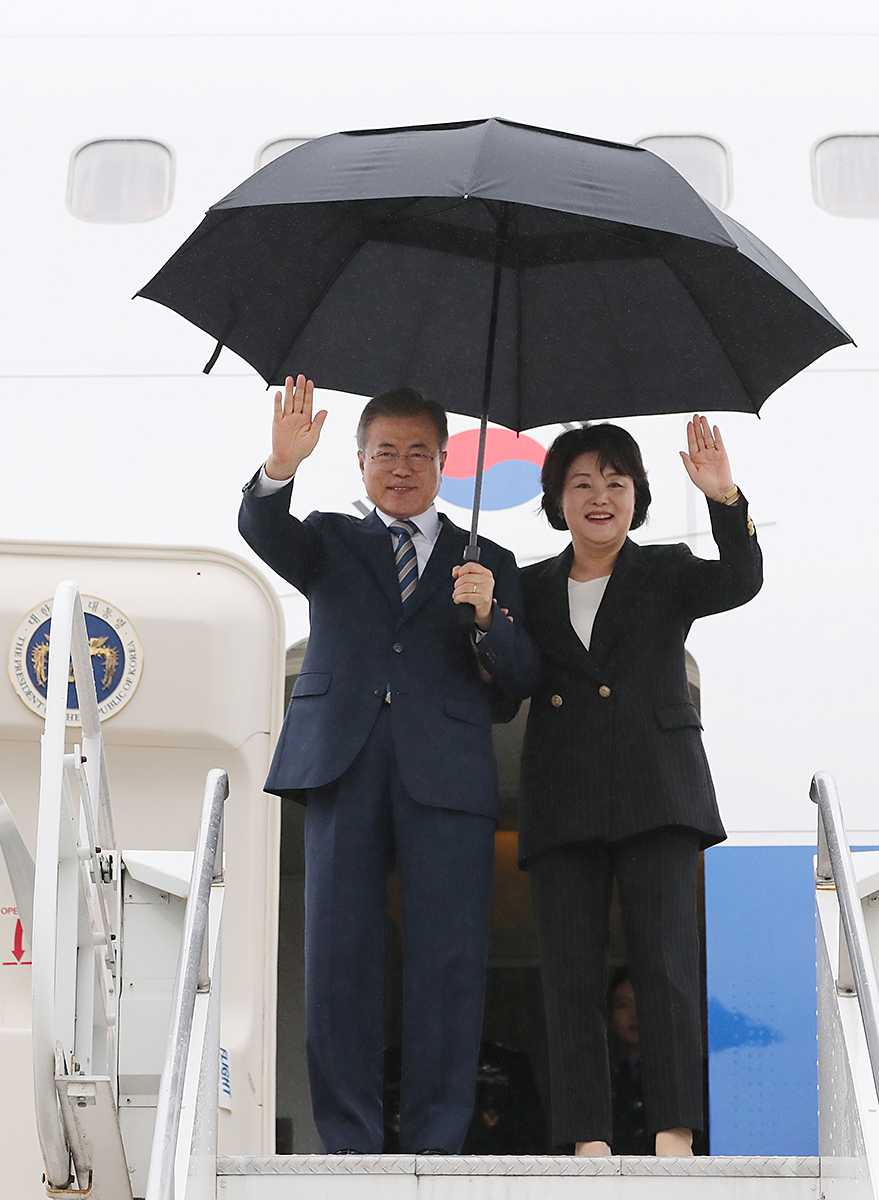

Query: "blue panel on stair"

xmin=705 ymin=843 xmax=879 ymax=1153
xmin=705 ymin=845 xmax=819 ymax=1156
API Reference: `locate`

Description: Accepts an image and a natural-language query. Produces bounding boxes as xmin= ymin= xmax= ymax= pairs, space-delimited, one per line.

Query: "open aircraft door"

xmin=0 ymin=539 xmax=284 ymax=1198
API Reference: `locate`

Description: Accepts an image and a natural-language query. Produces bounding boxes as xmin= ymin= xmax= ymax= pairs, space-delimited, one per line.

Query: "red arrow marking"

xmin=13 ymin=919 xmax=24 ymax=963
xmin=3 ymin=918 xmax=30 ymax=965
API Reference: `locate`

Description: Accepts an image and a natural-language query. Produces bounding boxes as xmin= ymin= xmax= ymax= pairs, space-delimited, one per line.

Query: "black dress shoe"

xmin=417 ymin=1149 xmax=450 ymax=1155
xmin=329 ymin=1149 xmax=361 ymax=1154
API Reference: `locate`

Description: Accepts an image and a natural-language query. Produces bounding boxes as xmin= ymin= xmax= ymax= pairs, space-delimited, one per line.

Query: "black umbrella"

xmin=138 ymin=117 xmax=852 ymax=558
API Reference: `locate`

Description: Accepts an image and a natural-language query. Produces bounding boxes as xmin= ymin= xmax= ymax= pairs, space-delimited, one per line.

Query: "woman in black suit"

xmin=519 ymin=416 xmax=762 ymax=1157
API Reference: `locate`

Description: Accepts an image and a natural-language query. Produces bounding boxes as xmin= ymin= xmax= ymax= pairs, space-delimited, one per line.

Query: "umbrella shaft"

xmin=464 ymin=413 xmax=489 ymax=563
xmin=467 ymin=207 xmax=510 ymax=558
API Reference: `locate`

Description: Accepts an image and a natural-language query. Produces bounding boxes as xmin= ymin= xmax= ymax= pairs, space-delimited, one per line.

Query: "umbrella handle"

xmin=457 ymin=603 xmax=477 ymax=636
xmin=457 ymin=542 xmax=481 ymax=636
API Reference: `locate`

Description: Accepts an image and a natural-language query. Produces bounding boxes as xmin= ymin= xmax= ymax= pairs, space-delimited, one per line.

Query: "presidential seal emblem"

xmin=7 ymin=596 xmax=144 ymax=725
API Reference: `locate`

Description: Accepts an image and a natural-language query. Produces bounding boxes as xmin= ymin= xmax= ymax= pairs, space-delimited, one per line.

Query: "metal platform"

xmin=216 ymin=1155 xmax=820 ymax=1199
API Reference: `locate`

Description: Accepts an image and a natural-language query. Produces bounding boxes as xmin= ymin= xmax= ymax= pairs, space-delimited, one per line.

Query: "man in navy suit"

xmin=239 ymin=375 xmax=538 ymax=1154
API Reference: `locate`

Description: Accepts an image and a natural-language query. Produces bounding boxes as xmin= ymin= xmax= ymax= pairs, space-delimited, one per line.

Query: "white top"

xmin=567 ymin=574 xmax=611 ymax=650
xmin=254 ymin=464 xmax=441 ymax=575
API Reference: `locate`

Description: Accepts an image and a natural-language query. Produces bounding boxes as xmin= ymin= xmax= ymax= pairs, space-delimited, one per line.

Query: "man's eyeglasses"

xmin=368 ymin=452 xmax=438 ymax=471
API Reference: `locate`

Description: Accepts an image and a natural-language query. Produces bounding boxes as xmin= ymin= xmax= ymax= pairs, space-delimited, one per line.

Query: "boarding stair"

xmin=1 ymin=580 xmax=878 ymax=1197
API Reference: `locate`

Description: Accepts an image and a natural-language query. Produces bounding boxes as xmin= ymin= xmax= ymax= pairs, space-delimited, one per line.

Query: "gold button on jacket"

xmin=598 ymin=685 xmax=611 ymax=698
xmin=551 ymin=694 xmax=563 ymax=707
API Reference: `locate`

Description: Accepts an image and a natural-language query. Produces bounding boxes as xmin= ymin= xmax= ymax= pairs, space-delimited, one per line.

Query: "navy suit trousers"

xmin=304 ymin=704 xmax=496 ymax=1153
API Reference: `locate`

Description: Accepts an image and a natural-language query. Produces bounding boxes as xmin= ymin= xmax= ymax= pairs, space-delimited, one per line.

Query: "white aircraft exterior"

xmin=1 ymin=0 xmax=878 ymax=1192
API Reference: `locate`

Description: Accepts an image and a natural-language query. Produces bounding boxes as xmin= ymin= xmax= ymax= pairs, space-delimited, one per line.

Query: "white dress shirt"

xmin=256 ymin=467 xmax=487 ymax=657
xmin=254 ymin=465 xmax=442 ymax=575
xmin=372 ymin=505 xmax=441 ymax=575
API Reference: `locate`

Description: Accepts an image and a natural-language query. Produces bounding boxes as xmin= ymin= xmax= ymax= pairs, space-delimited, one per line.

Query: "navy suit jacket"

xmin=239 ymin=477 xmax=540 ymax=819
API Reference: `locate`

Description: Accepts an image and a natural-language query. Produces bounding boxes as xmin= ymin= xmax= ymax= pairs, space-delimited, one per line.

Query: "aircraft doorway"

xmin=275 ymin=645 xmax=707 ymax=1154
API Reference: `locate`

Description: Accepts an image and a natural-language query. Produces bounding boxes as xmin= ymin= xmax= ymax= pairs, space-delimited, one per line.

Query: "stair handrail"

xmin=811 ymin=769 xmax=879 ymax=1092
xmin=0 ymin=790 xmax=35 ymax=945
xmin=145 ymin=768 xmax=227 ymax=1200
xmin=31 ymin=579 xmax=120 ymax=1190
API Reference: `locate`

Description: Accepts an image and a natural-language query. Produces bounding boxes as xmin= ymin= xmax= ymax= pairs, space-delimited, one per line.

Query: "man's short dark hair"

xmin=540 ymin=424 xmax=651 ymax=532
xmin=356 ymin=388 xmax=449 ymax=451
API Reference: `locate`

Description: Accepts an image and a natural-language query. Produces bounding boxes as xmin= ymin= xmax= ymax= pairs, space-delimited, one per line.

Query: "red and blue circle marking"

xmin=440 ymin=429 xmax=545 ymax=510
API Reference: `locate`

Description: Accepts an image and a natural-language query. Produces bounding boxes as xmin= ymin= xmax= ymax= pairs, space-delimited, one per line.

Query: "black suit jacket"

xmin=518 ymin=496 xmax=762 ymax=862
xmin=239 ymin=477 xmax=540 ymax=818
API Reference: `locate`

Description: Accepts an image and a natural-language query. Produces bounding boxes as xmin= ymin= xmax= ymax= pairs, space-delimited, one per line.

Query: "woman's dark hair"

xmin=356 ymin=387 xmax=448 ymax=450
xmin=540 ymin=424 xmax=651 ymax=532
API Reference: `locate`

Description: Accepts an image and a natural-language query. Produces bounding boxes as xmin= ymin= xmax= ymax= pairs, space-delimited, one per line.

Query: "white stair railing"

xmin=812 ymin=769 xmax=879 ymax=1196
xmin=145 ymin=769 xmax=227 ymax=1200
xmin=30 ymin=580 xmax=127 ymax=1196
xmin=813 ymin=770 xmax=879 ymax=1084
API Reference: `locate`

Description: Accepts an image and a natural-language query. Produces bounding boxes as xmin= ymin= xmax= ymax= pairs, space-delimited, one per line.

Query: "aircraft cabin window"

xmin=636 ymin=135 xmax=732 ymax=210
xmin=67 ymin=139 xmax=174 ymax=223
xmin=256 ymin=138 xmax=312 ymax=170
xmin=812 ymin=135 xmax=879 ymax=218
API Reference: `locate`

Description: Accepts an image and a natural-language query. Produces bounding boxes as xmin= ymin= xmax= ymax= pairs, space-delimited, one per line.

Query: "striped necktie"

xmin=389 ymin=520 xmax=419 ymax=603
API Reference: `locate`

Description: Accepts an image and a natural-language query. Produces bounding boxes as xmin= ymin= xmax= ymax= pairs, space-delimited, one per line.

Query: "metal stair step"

xmin=216 ymin=1154 xmax=821 ymax=1199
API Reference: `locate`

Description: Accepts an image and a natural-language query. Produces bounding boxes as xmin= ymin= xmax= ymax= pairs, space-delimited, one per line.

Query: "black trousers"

xmin=529 ymin=827 xmax=703 ymax=1147
xmin=304 ymin=704 xmax=496 ymax=1153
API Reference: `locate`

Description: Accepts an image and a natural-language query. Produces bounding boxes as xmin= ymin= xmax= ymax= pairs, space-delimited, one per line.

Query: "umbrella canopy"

xmin=138 ymin=117 xmax=852 ymax=433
